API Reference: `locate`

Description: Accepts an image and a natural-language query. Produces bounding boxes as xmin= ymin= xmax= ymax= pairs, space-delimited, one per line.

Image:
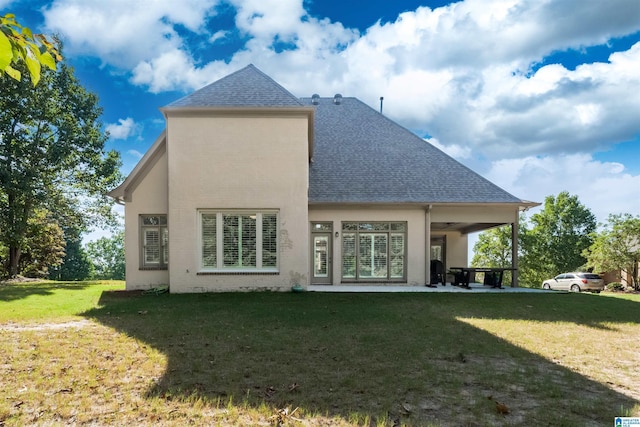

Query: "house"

xmin=108 ymin=64 xmax=537 ymax=293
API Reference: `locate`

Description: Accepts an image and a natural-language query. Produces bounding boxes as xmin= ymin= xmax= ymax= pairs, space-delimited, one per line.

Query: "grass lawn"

xmin=1 ymin=281 xmax=639 ymax=426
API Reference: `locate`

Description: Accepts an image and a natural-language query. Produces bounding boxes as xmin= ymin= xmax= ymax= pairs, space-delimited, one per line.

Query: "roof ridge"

xmin=244 ymin=64 xmax=305 ymax=106
xmin=165 ymin=64 xmax=304 ymax=108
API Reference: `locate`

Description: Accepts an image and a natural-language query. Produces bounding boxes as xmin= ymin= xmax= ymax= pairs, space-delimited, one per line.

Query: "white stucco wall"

xmin=124 ymin=151 xmax=169 ymax=290
xmin=430 ymin=205 xmax=517 ymax=224
xmin=441 ymin=231 xmax=468 ymax=270
xmin=165 ymin=112 xmax=310 ymax=292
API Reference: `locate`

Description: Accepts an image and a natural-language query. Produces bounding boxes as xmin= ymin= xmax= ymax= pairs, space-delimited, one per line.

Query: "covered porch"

xmin=426 ymin=202 xmax=537 ymax=288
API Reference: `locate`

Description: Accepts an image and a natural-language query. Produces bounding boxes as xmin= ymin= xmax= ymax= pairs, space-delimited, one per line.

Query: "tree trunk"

xmin=5 ymin=191 xmax=29 ymax=278
xmin=9 ymin=246 xmax=21 ymax=278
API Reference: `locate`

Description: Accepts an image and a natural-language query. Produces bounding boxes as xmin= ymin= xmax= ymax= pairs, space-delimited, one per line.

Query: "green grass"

xmin=1 ymin=282 xmax=639 ymax=426
xmin=0 ymin=280 xmax=123 ymax=322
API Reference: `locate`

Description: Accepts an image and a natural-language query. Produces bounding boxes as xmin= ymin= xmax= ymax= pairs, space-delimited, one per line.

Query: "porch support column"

xmin=511 ymin=210 xmax=519 ymax=287
xmin=425 ymin=205 xmax=432 ymax=286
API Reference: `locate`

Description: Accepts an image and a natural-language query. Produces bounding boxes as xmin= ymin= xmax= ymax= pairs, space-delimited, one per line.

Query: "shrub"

xmin=606 ymin=282 xmax=625 ymax=292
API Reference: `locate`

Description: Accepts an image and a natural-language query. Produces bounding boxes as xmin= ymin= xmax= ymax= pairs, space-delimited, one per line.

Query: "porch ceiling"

xmin=431 ymin=222 xmax=506 ymax=235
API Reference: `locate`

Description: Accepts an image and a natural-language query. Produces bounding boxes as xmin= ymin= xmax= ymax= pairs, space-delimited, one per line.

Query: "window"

xmin=199 ymin=210 xmax=278 ymax=272
xmin=140 ymin=215 xmax=168 ymax=269
xmin=341 ymin=222 xmax=406 ymax=281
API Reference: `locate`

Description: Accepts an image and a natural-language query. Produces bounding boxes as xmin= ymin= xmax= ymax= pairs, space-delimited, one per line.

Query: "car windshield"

xmin=578 ymin=273 xmax=601 ymax=279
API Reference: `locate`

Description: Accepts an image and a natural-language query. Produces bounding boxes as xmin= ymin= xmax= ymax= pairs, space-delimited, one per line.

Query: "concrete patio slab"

xmin=308 ymin=283 xmax=553 ymax=293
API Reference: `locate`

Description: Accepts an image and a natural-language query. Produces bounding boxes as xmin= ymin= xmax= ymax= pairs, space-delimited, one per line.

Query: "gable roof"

xmin=306 ymin=96 xmax=527 ymax=205
xmin=165 ymin=64 xmax=304 ymax=108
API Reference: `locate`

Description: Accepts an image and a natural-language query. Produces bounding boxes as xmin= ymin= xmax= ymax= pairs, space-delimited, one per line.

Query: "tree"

xmin=0 ymin=13 xmax=61 ymax=85
xmin=584 ymin=214 xmax=640 ymax=290
xmin=86 ymin=231 xmax=125 ymax=280
xmin=49 ymin=235 xmax=93 ymax=281
xmin=471 ymin=224 xmax=515 ymax=286
xmin=472 ymin=225 xmax=514 ymax=268
xmin=0 ymin=207 xmax=66 ymax=277
xmin=523 ymin=192 xmax=596 ymax=285
xmin=18 ymin=208 xmax=66 ymax=277
xmin=0 ymin=58 xmax=122 ymax=278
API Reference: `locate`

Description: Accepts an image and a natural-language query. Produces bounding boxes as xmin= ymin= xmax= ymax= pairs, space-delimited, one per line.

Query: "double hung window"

xmin=341 ymin=222 xmax=406 ymax=281
xmin=200 ymin=210 xmax=278 ymax=272
xmin=140 ymin=215 xmax=168 ymax=269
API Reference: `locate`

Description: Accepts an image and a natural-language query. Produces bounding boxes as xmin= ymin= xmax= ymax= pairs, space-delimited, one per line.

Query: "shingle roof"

xmin=165 ymin=64 xmax=304 ymax=108
xmin=306 ymin=96 xmax=524 ymax=204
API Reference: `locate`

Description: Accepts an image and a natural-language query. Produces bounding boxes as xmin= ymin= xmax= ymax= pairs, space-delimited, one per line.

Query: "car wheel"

xmin=542 ymin=283 xmax=551 ymax=290
xmin=570 ymin=284 xmax=581 ymax=292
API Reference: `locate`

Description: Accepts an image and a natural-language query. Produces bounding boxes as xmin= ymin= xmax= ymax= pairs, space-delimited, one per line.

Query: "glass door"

xmin=311 ymin=232 xmax=332 ymax=284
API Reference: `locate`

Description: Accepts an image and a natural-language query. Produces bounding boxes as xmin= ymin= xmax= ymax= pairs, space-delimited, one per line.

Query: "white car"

xmin=542 ymin=272 xmax=604 ymax=293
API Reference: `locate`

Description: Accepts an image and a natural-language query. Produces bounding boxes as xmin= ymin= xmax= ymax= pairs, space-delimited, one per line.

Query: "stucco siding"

xmin=124 ymin=151 xmax=169 ymax=289
xmin=442 ymin=232 xmax=468 ymax=270
xmin=431 ymin=205 xmax=516 ymax=224
xmin=166 ymin=114 xmax=309 ymax=292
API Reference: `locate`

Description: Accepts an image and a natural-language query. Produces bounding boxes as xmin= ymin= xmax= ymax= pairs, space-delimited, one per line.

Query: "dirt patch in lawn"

xmin=0 ymin=319 xmax=93 ymax=331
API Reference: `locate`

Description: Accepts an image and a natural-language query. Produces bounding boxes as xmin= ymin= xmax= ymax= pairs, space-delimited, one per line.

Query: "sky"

xmin=2 ymin=0 xmax=640 ymax=243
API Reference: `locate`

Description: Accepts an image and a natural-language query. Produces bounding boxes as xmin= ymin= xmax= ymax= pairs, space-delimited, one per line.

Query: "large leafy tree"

xmin=523 ymin=192 xmax=596 ymax=285
xmin=471 ymin=194 xmax=597 ymax=287
xmin=0 ymin=207 xmax=65 ymax=277
xmin=584 ymin=214 xmax=640 ymax=290
xmin=17 ymin=208 xmax=66 ymax=277
xmin=0 ymin=59 xmax=122 ymax=278
xmin=471 ymin=224 xmax=515 ymax=268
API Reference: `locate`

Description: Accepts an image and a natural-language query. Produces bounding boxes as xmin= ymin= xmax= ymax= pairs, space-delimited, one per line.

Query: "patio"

xmin=308 ymin=283 xmax=552 ymax=293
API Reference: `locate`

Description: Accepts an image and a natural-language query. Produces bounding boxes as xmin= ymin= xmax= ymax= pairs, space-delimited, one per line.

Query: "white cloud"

xmin=105 ymin=117 xmax=138 ymax=140
xmin=130 ymin=48 xmax=247 ymax=93
xmin=209 ymin=30 xmax=228 ymax=43
xmin=426 ymin=138 xmax=472 ymax=160
xmin=229 ymin=0 xmax=306 ymax=38
xmin=127 ymin=149 xmax=144 ymax=160
xmin=43 ymin=0 xmax=219 ymax=68
xmin=483 ymin=153 xmax=640 ymax=223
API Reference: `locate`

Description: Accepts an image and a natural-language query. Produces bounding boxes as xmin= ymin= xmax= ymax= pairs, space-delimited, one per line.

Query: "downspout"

xmin=511 ymin=210 xmax=519 ymax=287
xmin=425 ymin=205 xmax=432 ymax=286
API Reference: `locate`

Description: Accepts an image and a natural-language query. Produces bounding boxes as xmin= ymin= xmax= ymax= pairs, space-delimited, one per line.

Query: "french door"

xmin=311 ymin=232 xmax=332 ymax=284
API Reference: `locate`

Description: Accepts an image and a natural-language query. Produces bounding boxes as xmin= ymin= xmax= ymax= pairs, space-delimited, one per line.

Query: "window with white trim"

xmin=140 ymin=215 xmax=168 ymax=269
xmin=342 ymin=222 xmax=406 ymax=281
xmin=199 ymin=210 xmax=278 ymax=272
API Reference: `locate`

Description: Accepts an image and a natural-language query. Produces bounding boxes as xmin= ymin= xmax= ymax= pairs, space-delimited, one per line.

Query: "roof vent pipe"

xmin=311 ymin=94 xmax=320 ymax=105
xmin=380 ymin=96 xmax=384 ymax=114
xmin=333 ymin=93 xmax=342 ymax=105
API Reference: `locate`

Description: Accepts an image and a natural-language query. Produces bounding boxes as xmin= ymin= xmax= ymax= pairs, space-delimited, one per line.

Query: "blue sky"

xmin=2 ymin=0 xmax=640 ymax=240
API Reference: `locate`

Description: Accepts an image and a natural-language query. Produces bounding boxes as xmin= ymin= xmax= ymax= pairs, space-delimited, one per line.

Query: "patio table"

xmin=449 ymin=267 xmax=517 ymax=289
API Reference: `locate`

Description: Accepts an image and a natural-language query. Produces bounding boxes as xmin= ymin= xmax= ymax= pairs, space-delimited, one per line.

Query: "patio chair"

xmin=430 ymin=259 xmax=445 ymax=285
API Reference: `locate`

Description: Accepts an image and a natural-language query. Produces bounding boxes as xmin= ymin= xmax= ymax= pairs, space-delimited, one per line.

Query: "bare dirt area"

xmin=0 ymin=319 xmax=93 ymax=332
xmin=0 ymin=275 xmax=41 ymax=285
